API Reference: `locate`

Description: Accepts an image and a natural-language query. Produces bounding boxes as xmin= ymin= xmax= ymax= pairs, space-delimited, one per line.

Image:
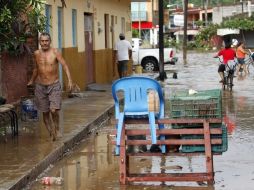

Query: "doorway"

xmin=84 ymin=13 xmax=94 ymax=84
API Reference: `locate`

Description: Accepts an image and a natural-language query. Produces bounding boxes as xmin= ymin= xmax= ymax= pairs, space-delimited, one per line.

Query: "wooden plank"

xmin=112 ymin=118 xmax=223 ymax=125
xmin=125 ymin=139 xmax=222 ymax=145
xmin=126 ymin=152 xmax=222 ymax=156
xmin=111 ymin=128 xmax=222 ymax=135
xmin=158 ymin=118 xmax=222 ymax=124
xmin=112 ymin=139 xmax=222 ymax=145
xmin=127 ymin=128 xmax=222 ymax=135
xmin=127 ymin=173 xmax=210 ymax=182
xmin=119 ymin=123 xmax=127 ymax=185
xmin=203 ymin=120 xmax=214 ymax=183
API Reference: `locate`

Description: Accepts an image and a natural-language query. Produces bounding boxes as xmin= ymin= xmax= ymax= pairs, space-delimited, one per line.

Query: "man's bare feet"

xmin=52 ymin=131 xmax=56 ymax=141
xmin=49 ymin=129 xmax=53 ymax=137
xmin=56 ymin=131 xmax=63 ymax=138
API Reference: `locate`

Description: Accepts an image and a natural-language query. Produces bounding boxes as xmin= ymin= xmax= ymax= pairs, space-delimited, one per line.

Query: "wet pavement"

xmin=0 ymin=87 xmax=115 ymax=190
xmin=28 ymin=51 xmax=254 ymax=190
xmin=2 ymin=51 xmax=254 ymax=190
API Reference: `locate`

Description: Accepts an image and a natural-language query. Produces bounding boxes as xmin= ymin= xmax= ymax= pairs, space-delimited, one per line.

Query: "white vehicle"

xmin=132 ymin=38 xmax=178 ymax=72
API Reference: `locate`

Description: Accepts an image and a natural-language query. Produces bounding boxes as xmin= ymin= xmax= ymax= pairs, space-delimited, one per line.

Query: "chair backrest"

xmin=112 ymin=76 xmax=164 ymax=118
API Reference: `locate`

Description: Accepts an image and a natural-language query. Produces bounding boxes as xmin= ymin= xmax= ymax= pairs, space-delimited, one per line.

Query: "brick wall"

xmin=0 ymin=36 xmax=38 ymax=103
xmin=26 ymin=37 xmax=38 ymax=96
xmin=1 ymin=53 xmax=29 ymax=103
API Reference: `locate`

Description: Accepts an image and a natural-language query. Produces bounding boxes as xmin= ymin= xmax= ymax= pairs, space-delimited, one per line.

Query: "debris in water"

xmin=160 ymin=165 xmax=183 ymax=170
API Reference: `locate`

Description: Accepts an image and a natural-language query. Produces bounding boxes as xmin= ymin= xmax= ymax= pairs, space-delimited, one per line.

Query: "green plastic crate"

xmin=171 ymin=89 xmax=221 ymax=98
xmin=169 ymin=89 xmax=222 ymax=120
xmin=172 ymin=123 xmax=221 ymax=129
xmin=181 ymin=125 xmax=228 ymax=153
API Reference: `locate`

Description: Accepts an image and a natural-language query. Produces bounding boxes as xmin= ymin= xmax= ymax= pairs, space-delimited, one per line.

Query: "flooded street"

xmin=28 ymin=52 xmax=254 ymax=190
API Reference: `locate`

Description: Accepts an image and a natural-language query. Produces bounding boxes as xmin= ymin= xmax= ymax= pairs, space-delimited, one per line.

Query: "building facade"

xmin=131 ymin=1 xmax=161 ymax=46
xmin=45 ymin=0 xmax=132 ymax=91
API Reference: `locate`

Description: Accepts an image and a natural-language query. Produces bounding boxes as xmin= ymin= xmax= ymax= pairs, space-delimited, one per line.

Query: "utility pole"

xmin=138 ymin=2 xmax=141 ymax=39
xmin=183 ymin=0 xmax=188 ymax=64
xmin=158 ymin=0 xmax=166 ymax=80
xmin=248 ymin=1 xmax=252 ymax=17
xmin=205 ymin=0 xmax=208 ymax=26
xmin=152 ymin=0 xmax=155 ymax=48
xmin=240 ymin=0 xmax=244 ymax=13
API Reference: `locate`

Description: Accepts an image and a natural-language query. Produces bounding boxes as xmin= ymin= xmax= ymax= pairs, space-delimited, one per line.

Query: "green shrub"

xmin=0 ymin=0 xmax=47 ymax=55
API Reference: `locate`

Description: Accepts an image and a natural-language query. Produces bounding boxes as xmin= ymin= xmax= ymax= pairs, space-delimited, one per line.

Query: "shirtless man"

xmin=27 ymin=32 xmax=72 ymax=141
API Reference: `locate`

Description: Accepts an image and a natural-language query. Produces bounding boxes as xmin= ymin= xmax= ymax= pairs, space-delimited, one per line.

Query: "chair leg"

xmin=148 ymin=112 xmax=157 ymax=144
xmin=159 ymin=123 xmax=166 ymax=153
xmin=10 ymin=110 xmax=18 ymax=136
xmin=115 ymin=124 xmax=120 ymax=155
xmin=115 ymin=113 xmax=124 ymax=155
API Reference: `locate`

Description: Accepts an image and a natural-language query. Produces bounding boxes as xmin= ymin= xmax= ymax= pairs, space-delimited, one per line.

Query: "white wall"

xmin=213 ymin=4 xmax=251 ymax=24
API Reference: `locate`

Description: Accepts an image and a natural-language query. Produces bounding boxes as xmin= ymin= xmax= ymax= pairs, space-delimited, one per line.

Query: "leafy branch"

xmin=0 ymin=0 xmax=47 ymax=55
xmin=221 ymin=15 xmax=254 ymax=30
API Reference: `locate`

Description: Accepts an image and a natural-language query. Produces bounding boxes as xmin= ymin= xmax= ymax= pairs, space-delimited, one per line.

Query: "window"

xmin=72 ymin=9 xmax=77 ymax=47
xmin=104 ymin=14 xmax=109 ymax=48
xmin=45 ymin=4 xmax=52 ymax=33
xmin=121 ymin=17 xmax=125 ymax=34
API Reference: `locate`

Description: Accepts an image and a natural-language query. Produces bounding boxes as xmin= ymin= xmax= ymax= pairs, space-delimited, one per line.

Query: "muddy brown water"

xmin=27 ymin=52 xmax=254 ymax=190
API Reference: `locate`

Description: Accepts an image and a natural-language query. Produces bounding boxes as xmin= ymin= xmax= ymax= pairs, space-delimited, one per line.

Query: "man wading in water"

xmin=27 ymin=32 xmax=73 ymax=141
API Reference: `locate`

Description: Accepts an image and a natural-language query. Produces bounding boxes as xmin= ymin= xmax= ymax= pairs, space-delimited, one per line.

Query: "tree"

xmin=0 ymin=0 xmax=48 ymax=55
xmin=166 ymin=0 xmax=235 ymax=7
xmin=194 ymin=23 xmax=219 ymax=49
xmin=0 ymin=0 xmax=68 ymax=55
xmin=221 ymin=15 xmax=254 ymax=30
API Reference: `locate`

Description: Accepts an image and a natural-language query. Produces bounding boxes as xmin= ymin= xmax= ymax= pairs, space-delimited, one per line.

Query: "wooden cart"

xmin=112 ymin=118 xmax=224 ymax=185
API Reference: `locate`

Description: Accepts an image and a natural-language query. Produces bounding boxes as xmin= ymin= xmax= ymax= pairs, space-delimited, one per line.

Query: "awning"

xmin=174 ymin=30 xmax=199 ymax=36
xmin=217 ymin=28 xmax=240 ymax=36
xmin=132 ymin=22 xmax=157 ymax=29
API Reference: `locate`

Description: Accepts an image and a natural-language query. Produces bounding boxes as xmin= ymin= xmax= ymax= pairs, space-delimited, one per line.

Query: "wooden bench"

xmin=112 ymin=118 xmax=224 ymax=185
xmin=0 ymin=104 xmax=19 ymax=137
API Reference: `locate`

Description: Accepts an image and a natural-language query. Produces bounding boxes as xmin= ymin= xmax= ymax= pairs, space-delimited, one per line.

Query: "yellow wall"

xmin=93 ymin=0 xmax=132 ymax=50
xmin=93 ymin=0 xmax=132 ymax=85
xmin=62 ymin=47 xmax=86 ymax=90
xmin=46 ymin=0 xmax=90 ymax=52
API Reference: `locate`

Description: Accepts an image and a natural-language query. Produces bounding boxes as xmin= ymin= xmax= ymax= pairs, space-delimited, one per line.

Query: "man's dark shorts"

xmin=35 ymin=81 xmax=62 ymax=112
xmin=218 ymin=64 xmax=226 ymax=72
xmin=118 ymin=60 xmax=128 ymax=73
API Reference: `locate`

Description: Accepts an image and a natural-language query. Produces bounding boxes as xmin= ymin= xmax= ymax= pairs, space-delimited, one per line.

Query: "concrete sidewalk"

xmin=0 ymin=84 xmax=114 ymax=190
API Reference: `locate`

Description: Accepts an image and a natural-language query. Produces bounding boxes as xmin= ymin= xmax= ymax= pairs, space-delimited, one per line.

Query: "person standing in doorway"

xmin=27 ymin=32 xmax=73 ymax=141
xmin=114 ymin=33 xmax=132 ymax=78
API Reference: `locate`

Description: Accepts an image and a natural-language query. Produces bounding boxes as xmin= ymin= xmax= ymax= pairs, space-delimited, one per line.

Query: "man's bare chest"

xmin=36 ymin=52 xmax=57 ymax=67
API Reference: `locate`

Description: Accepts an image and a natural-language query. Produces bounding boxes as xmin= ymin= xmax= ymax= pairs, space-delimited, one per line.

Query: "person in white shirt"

xmin=114 ymin=33 xmax=132 ymax=78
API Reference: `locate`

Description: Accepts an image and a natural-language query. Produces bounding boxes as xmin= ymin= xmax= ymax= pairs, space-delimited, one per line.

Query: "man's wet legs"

xmin=117 ymin=60 xmax=128 ymax=78
xmin=117 ymin=63 xmax=122 ymax=78
xmin=43 ymin=112 xmax=53 ymax=138
xmin=51 ymin=109 xmax=61 ymax=140
xmin=219 ymin=72 xmax=224 ymax=83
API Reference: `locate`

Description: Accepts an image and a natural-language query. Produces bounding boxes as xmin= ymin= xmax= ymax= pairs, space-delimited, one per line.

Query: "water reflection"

xmin=29 ymin=132 xmax=119 ymax=190
xmin=30 ymin=131 xmax=217 ymax=190
xmin=222 ymin=91 xmax=237 ymax=135
xmin=29 ymin=52 xmax=254 ymax=190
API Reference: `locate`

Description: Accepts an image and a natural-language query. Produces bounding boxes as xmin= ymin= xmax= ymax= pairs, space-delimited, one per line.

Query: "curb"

xmin=9 ymin=105 xmax=114 ymax=190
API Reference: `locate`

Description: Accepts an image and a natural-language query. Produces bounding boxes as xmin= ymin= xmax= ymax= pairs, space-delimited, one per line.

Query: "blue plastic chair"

xmin=112 ymin=76 xmax=165 ymax=155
